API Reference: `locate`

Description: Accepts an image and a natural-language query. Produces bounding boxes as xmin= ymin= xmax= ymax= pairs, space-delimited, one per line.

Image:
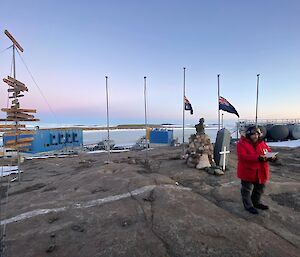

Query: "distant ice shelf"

xmin=267 ymin=139 xmax=300 ymax=148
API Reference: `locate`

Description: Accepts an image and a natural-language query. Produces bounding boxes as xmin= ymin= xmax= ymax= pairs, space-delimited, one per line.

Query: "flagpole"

xmin=144 ymin=76 xmax=149 ymax=161
xmin=182 ymin=67 xmax=186 ymax=152
xmin=255 ymin=74 xmax=260 ymax=127
xmin=105 ymin=76 xmax=111 ymax=163
xmin=217 ymin=74 xmax=220 ymax=131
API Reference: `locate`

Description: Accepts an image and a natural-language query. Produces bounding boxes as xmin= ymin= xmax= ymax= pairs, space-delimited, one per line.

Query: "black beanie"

xmin=246 ymin=126 xmax=262 ymax=138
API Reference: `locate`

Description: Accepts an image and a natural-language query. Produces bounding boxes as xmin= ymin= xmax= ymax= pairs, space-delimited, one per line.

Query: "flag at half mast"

xmin=184 ymin=96 xmax=193 ymax=115
xmin=219 ymin=96 xmax=239 ymax=117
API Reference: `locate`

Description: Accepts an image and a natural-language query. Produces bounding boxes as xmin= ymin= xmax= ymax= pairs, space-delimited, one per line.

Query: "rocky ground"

xmin=0 ymin=144 xmax=299 ymax=257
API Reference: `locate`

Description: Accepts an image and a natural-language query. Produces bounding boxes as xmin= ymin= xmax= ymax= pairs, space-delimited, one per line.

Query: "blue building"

xmin=149 ymin=129 xmax=173 ymax=144
xmin=3 ymin=128 xmax=83 ymax=153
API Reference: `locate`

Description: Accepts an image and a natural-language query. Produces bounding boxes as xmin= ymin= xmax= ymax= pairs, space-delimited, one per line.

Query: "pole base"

xmin=180 ymin=154 xmax=187 ymax=160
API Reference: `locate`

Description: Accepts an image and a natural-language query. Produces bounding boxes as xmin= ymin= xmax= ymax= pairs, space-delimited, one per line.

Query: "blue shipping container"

xmin=149 ymin=129 xmax=173 ymax=144
xmin=3 ymin=128 xmax=83 ymax=153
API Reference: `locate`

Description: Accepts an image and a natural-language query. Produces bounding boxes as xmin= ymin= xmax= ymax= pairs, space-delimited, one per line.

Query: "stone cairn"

xmin=186 ymin=118 xmax=224 ymax=175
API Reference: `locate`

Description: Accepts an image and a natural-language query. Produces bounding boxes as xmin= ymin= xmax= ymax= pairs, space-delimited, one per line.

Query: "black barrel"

xmin=265 ymin=124 xmax=274 ymax=141
xmin=291 ymin=124 xmax=300 ymax=140
xmin=287 ymin=124 xmax=295 ymax=139
xmin=258 ymin=125 xmax=267 ymax=139
xmin=270 ymin=125 xmax=289 ymax=141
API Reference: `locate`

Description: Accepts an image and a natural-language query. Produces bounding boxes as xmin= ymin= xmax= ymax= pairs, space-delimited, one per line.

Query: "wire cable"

xmin=0 ymin=46 xmax=12 ymax=55
xmin=15 ymin=49 xmax=59 ymax=124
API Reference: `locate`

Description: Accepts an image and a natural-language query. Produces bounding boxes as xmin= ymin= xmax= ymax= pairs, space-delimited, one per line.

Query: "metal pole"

xmin=182 ymin=67 xmax=186 ymax=151
xmin=217 ymin=74 xmax=220 ymax=131
xmin=255 ymin=74 xmax=260 ymax=127
xmin=12 ymin=45 xmax=21 ymax=183
xmin=105 ymin=76 xmax=111 ymax=163
xmin=12 ymin=45 xmax=16 ymax=78
xmin=144 ymin=76 xmax=148 ymax=161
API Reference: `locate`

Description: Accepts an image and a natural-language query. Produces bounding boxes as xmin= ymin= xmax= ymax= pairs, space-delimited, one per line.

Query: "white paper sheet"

xmin=264 ymin=152 xmax=278 ymax=158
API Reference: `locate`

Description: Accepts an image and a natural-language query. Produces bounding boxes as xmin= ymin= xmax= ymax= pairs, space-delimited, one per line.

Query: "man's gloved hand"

xmin=258 ymin=155 xmax=267 ymax=162
xmin=268 ymin=156 xmax=278 ymax=162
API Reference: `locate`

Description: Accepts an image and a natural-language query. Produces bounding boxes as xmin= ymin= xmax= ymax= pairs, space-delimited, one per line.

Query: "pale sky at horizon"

xmin=0 ymin=0 xmax=299 ymax=125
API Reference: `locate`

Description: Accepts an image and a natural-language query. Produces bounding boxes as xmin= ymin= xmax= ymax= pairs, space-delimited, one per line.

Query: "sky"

xmin=0 ymin=0 xmax=299 ymax=125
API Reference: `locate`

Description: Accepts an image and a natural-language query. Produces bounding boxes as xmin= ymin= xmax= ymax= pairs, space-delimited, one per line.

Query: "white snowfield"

xmin=0 ymin=166 xmax=23 ymax=177
xmin=267 ymin=139 xmax=300 ymax=148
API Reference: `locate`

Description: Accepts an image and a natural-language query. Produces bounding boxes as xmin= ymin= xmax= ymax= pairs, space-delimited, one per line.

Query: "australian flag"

xmin=219 ymin=96 xmax=239 ymax=117
xmin=184 ymin=96 xmax=193 ymax=115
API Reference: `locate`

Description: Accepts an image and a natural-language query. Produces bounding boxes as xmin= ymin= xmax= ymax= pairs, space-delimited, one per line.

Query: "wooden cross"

xmin=219 ymin=146 xmax=230 ymax=171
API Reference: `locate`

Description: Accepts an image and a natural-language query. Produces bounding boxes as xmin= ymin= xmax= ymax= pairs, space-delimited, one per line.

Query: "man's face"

xmin=250 ymin=133 xmax=259 ymax=143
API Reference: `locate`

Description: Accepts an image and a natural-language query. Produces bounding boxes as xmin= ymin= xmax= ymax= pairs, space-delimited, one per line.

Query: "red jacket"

xmin=237 ymin=136 xmax=271 ymax=184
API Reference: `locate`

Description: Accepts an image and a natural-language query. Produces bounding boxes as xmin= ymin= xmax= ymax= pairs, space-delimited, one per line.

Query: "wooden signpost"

xmin=4 ymin=30 xmax=24 ymax=52
xmin=1 ymin=30 xmax=39 ymax=182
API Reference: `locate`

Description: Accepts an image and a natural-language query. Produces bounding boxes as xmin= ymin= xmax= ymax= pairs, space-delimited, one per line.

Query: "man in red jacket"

xmin=237 ymin=126 xmax=274 ymax=214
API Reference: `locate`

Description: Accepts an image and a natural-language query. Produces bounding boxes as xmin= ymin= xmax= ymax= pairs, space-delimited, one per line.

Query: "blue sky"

xmin=0 ymin=0 xmax=299 ymax=125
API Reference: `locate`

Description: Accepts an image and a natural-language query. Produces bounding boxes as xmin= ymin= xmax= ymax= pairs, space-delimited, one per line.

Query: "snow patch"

xmin=267 ymin=139 xmax=300 ymax=148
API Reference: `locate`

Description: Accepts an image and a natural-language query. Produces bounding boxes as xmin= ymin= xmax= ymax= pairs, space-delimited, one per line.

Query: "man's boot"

xmin=241 ymin=181 xmax=259 ymax=214
xmin=252 ymin=183 xmax=269 ymax=210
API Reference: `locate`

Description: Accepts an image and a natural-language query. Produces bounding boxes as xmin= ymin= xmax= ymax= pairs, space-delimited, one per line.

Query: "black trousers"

xmin=241 ymin=180 xmax=265 ymax=209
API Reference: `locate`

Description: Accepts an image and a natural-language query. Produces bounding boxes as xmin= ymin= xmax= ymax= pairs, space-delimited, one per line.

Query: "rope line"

xmin=0 ymin=46 xmax=12 ymax=55
xmin=15 ymin=49 xmax=59 ymax=123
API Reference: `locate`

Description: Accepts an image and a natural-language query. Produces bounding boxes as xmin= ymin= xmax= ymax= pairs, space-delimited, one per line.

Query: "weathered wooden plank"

xmin=5 ymin=137 xmax=34 ymax=145
xmin=3 ymin=78 xmax=28 ymax=92
xmin=0 ymin=130 xmax=21 ymax=132
xmin=3 ymin=78 xmax=26 ymax=90
xmin=4 ymin=30 xmax=24 ymax=52
xmin=7 ymin=113 xmax=35 ymax=119
xmin=0 ymin=124 xmax=26 ymax=128
xmin=0 ymin=157 xmax=18 ymax=166
xmin=9 ymin=94 xmax=24 ymax=98
xmin=0 ymin=118 xmax=39 ymax=122
xmin=5 ymin=143 xmax=32 ymax=149
xmin=7 ymin=76 xmax=26 ymax=87
xmin=0 ymin=157 xmax=19 ymax=165
xmin=7 ymin=88 xmax=18 ymax=93
xmin=18 ymin=148 xmax=30 ymax=151
xmin=3 ymin=78 xmax=20 ymax=87
xmin=3 ymin=130 xmax=36 ymax=136
xmin=1 ymin=108 xmax=37 ymax=113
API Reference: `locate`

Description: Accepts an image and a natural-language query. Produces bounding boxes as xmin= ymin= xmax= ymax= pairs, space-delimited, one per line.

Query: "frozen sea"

xmin=0 ymin=124 xmax=238 ymax=147
xmin=83 ymin=126 xmax=237 ymax=146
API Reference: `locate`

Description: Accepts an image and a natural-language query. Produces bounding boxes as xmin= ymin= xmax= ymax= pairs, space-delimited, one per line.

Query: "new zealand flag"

xmin=184 ymin=96 xmax=193 ymax=115
xmin=219 ymin=96 xmax=239 ymax=117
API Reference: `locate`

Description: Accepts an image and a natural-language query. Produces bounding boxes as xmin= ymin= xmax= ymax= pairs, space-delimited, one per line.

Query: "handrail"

xmin=237 ymin=119 xmax=300 ymax=125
